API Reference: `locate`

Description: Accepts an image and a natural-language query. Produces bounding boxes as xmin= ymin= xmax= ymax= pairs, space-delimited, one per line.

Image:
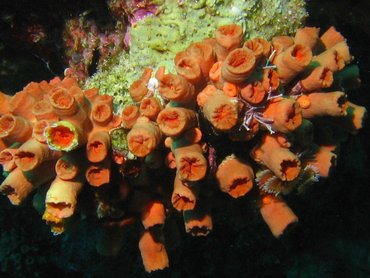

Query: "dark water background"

xmin=0 ymin=0 xmax=369 ymax=277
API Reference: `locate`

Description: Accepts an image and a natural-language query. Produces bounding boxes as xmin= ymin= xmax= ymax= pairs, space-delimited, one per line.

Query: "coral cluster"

xmin=0 ymin=77 xmax=121 ymax=233
xmin=0 ymin=24 xmax=366 ymax=273
xmin=86 ymin=0 xmax=307 ymax=105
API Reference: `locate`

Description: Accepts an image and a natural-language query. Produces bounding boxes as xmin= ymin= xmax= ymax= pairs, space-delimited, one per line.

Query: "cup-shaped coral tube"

xmin=215 ymin=24 xmax=243 ymax=61
xmin=129 ymin=68 xmax=152 ymax=102
xmin=222 ymin=82 xmax=238 ymax=97
xmin=263 ymin=97 xmax=302 ymax=133
xmin=271 ymin=36 xmax=294 ymax=56
xmin=127 ymin=117 xmax=162 ymax=157
xmin=48 ymin=88 xmax=78 ymax=117
xmin=32 ymin=120 xmax=52 ymax=143
xmin=129 ymin=79 xmax=149 ymax=103
xmin=0 ymin=91 xmax=11 ymax=115
xmin=157 ymin=107 xmax=197 ymax=137
xmin=240 ymin=82 xmax=267 ymax=105
xmin=294 ymin=27 xmax=320 ymax=49
xmin=86 ymin=131 xmax=111 ymax=163
xmin=202 ymin=94 xmax=239 ymax=132
xmin=320 ymin=26 xmax=345 ymax=49
xmin=45 ymin=176 xmax=83 ymax=219
xmin=329 ymin=41 xmax=352 ymax=65
xmin=251 ymin=134 xmax=301 ymax=181
xmin=341 ymin=102 xmax=368 ymax=134
xmin=55 ymin=154 xmax=79 ymax=180
xmin=196 ymin=85 xmax=218 ymax=108
xmin=158 ymin=73 xmax=195 ymax=104
xmin=243 ymin=39 xmax=265 ymax=61
xmin=300 ymin=91 xmax=348 ymax=118
xmin=0 ymin=147 xmax=17 ymax=172
xmin=175 ymin=56 xmax=203 ymax=86
xmin=85 ymin=159 xmax=111 ymax=187
xmin=183 ymin=42 xmax=215 ymax=79
xmin=0 ymin=167 xmax=34 ymax=205
xmin=14 ymin=138 xmax=61 ymax=171
xmin=291 ymin=66 xmax=333 ymax=94
xmin=0 ymin=161 xmax=55 ymax=205
xmin=262 ymin=68 xmax=280 ymax=92
xmin=83 ymin=87 xmax=99 ymax=103
xmin=260 ymin=194 xmax=298 ymax=238
xmin=174 ymin=143 xmax=207 ymax=182
xmin=42 ymin=210 xmax=64 ymax=235
xmin=142 ymin=201 xmax=166 ymax=229
xmin=91 ymin=102 xmax=113 ymax=126
xmin=313 ymin=49 xmax=344 ymax=72
xmin=208 ymin=61 xmax=223 ymax=88
xmin=274 ymin=44 xmax=312 ymax=84
xmin=45 ymin=120 xmax=83 ymax=151
xmin=171 ymin=173 xmax=197 ymax=211
xmin=139 ymin=230 xmax=169 ymax=273
xmin=216 ymin=155 xmax=254 ymax=198
xmin=121 ymin=104 xmax=140 ymax=129
xmin=0 ymin=114 xmax=32 ymax=145
xmin=139 ymin=97 xmax=162 ymax=121
xmin=221 ymin=48 xmax=256 ymax=84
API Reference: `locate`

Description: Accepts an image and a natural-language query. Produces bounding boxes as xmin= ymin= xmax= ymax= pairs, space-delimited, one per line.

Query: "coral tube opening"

xmin=49 ymin=127 xmax=74 ymax=148
xmin=291 ymin=45 xmax=308 ymax=62
xmin=86 ymin=132 xmax=110 ymax=163
xmin=161 ymin=112 xmax=180 ymax=128
xmin=0 ymin=149 xmax=16 ymax=171
xmin=0 ymin=115 xmax=14 ymax=135
xmin=172 ymin=194 xmax=195 ymax=211
xmin=92 ymin=103 xmax=112 ymax=125
xmin=55 ymin=157 xmax=78 ymax=180
xmin=49 ymin=89 xmax=78 ymax=116
xmin=45 ymin=121 xmax=79 ymax=151
xmin=32 ymin=120 xmax=50 ymax=143
xmin=0 ymin=114 xmax=32 ymax=143
xmin=222 ymin=48 xmax=256 ymax=84
xmin=86 ymin=165 xmax=110 ymax=187
xmin=87 ymin=141 xmax=104 ymax=158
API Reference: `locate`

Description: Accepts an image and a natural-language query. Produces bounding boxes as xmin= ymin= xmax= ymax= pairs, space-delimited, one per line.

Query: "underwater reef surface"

xmin=0 ymin=0 xmax=370 ymax=277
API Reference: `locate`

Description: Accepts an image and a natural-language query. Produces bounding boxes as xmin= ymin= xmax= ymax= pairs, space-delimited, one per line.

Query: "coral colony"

xmin=0 ymin=20 xmax=367 ymax=273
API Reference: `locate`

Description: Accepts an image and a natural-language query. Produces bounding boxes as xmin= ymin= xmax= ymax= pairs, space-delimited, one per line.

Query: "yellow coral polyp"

xmin=45 ymin=121 xmax=79 ymax=151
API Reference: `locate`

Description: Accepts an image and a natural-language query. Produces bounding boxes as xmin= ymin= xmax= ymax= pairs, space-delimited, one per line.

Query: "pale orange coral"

xmin=215 ymin=155 xmax=254 ymax=198
xmin=260 ymin=194 xmax=298 ymax=238
xmin=221 ymin=48 xmax=256 ymax=84
xmin=251 ymin=133 xmax=301 ymax=181
xmin=274 ymin=44 xmax=312 ymax=84
xmin=127 ymin=117 xmax=162 ymax=157
xmin=139 ymin=230 xmax=169 ymax=273
xmin=215 ymin=24 xmax=243 ymax=61
xmin=157 ymin=107 xmax=197 ymax=137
